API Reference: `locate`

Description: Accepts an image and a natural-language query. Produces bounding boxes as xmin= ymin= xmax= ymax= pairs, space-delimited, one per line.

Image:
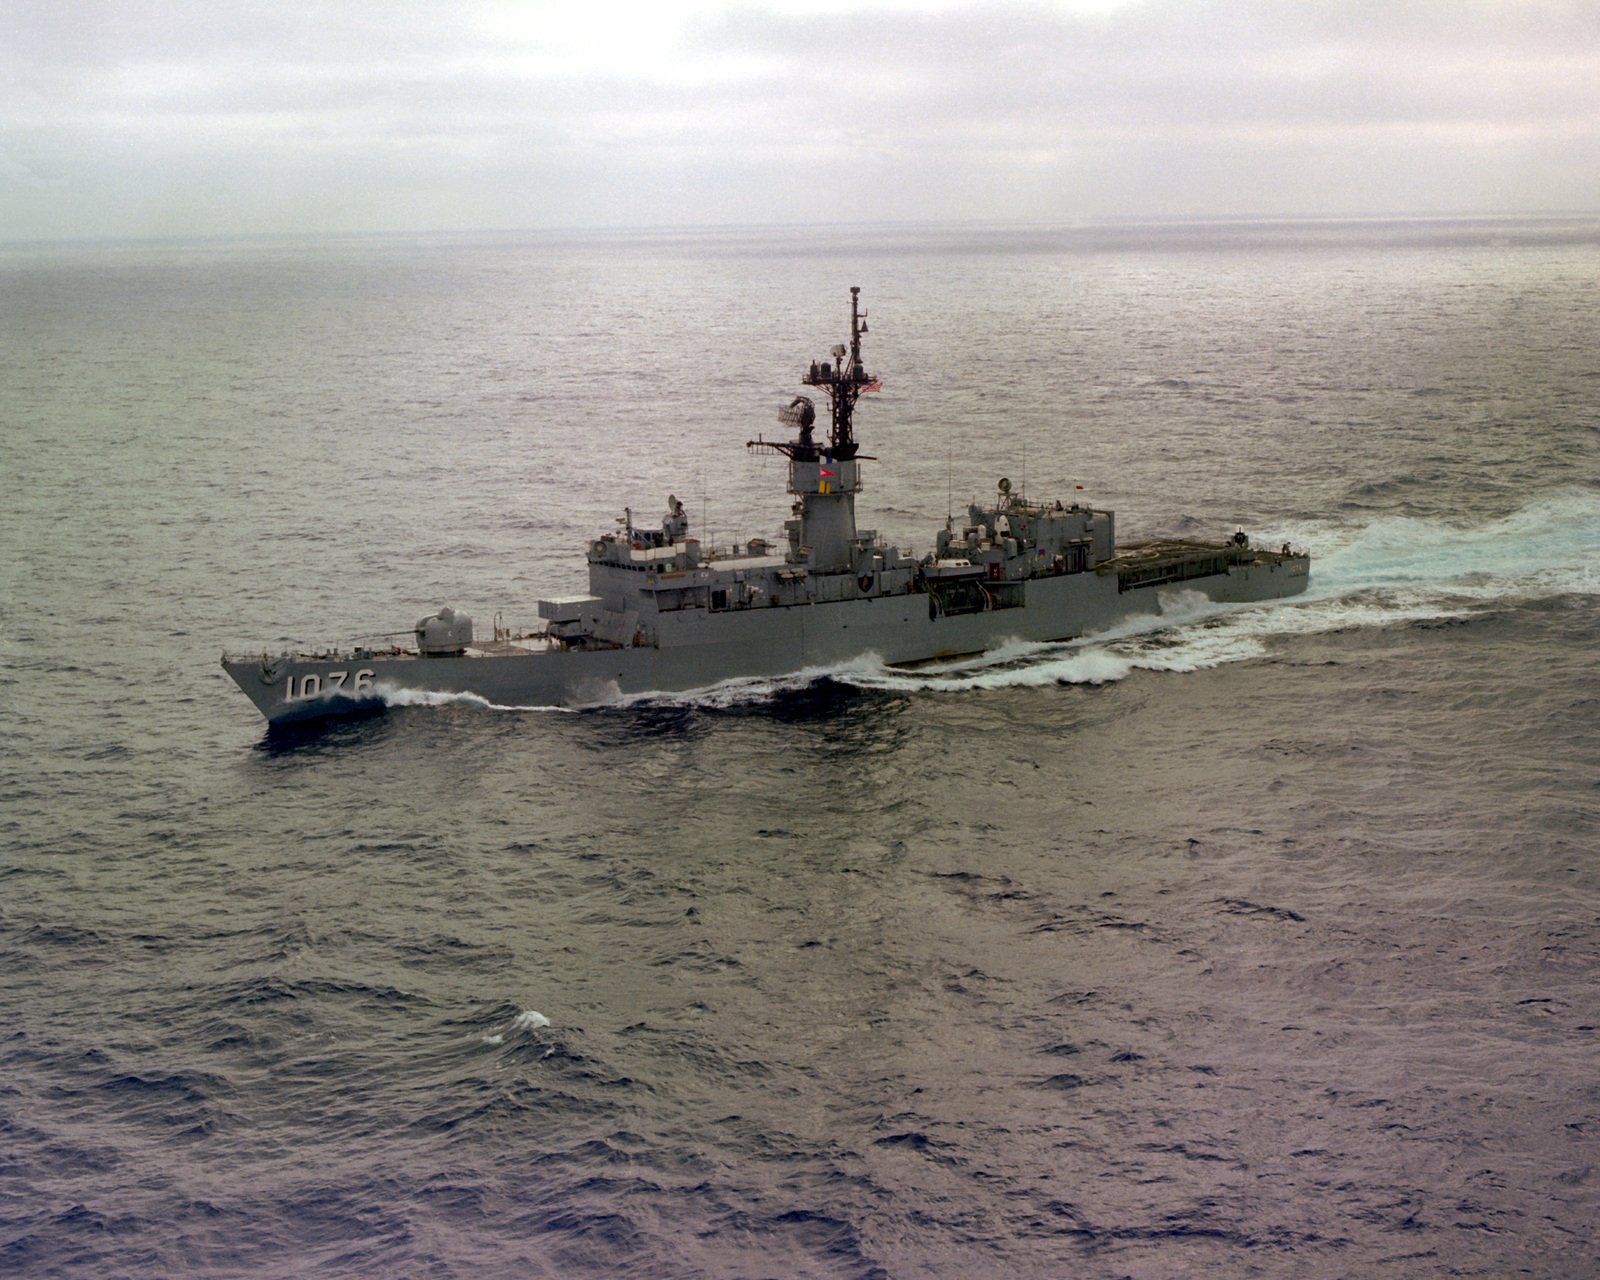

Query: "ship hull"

xmin=223 ymin=555 xmax=1308 ymax=726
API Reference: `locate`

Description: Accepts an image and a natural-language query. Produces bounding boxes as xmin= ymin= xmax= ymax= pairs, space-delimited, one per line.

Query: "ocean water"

xmin=2 ymin=217 xmax=1598 ymax=1278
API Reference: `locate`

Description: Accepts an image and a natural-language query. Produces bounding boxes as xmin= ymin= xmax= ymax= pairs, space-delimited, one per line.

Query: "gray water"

xmin=3 ymin=217 xmax=1598 ymax=1277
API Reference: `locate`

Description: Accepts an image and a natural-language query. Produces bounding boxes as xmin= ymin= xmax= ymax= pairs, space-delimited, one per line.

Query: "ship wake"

xmin=375 ymin=684 xmax=578 ymax=715
xmin=1291 ymin=483 xmax=1598 ymax=604
xmin=645 ymin=486 xmax=1600 ymax=703
xmin=369 ymin=488 xmax=1595 ymax=714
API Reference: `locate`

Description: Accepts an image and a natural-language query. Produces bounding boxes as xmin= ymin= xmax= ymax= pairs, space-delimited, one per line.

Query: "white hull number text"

xmin=286 ymin=669 xmax=376 ymax=700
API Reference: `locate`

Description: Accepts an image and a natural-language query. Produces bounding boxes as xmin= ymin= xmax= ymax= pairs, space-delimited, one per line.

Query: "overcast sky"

xmin=4 ymin=0 xmax=1598 ymax=241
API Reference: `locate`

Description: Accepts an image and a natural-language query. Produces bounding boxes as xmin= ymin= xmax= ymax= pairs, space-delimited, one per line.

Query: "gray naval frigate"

xmin=223 ymin=288 xmax=1309 ymax=725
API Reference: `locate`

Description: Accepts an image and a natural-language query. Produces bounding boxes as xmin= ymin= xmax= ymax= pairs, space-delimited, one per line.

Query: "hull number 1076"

xmin=287 ymin=669 xmax=377 ymax=700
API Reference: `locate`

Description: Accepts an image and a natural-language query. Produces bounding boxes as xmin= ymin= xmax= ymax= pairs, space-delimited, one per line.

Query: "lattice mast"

xmin=747 ymin=288 xmax=879 ymax=569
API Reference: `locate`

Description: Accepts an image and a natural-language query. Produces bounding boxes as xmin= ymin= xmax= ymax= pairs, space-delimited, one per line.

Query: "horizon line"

xmin=4 ymin=209 xmax=1599 ymax=253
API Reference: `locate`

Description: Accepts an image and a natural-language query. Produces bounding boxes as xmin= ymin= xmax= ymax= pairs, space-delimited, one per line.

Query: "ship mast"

xmin=747 ymin=287 xmax=879 ymax=571
xmin=804 ymin=285 xmax=874 ymax=460
xmin=749 ymin=286 xmax=877 ymax=462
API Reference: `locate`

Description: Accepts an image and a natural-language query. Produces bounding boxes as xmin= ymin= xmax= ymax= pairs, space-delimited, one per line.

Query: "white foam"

xmin=375 ymin=683 xmax=575 ymax=714
xmin=1286 ymin=484 xmax=1600 ymax=602
xmin=481 ymin=1009 xmax=549 ymax=1047
xmin=610 ymin=657 xmax=891 ymax=710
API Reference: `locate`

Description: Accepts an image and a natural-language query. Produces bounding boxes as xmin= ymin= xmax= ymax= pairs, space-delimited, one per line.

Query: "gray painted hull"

xmin=222 ymin=556 xmax=1308 ymax=726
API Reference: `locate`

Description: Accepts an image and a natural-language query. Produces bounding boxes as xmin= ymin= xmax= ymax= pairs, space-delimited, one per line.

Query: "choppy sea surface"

xmin=3 ymin=217 xmax=1598 ymax=1278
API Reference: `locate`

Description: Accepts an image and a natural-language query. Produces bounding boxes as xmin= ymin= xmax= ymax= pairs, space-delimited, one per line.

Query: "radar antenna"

xmin=749 ymin=286 xmax=878 ymax=461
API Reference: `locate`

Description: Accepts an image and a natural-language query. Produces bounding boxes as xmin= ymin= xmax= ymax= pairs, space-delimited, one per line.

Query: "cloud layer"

xmin=3 ymin=0 xmax=1597 ymax=240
